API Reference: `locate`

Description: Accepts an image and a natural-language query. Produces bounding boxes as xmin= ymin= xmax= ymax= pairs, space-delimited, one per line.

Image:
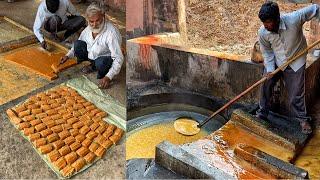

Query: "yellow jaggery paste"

xmin=4 ymin=45 xmax=77 ymax=80
xmin=126 ymin=122 xmax=208 ymax=160
xmin=174 ymin=118 xmax=200 ymax=135
xmin=295 ymin=130 xmax=320 ymax=179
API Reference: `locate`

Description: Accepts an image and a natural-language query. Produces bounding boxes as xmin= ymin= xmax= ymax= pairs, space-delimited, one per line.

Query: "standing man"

xmin=256 ymin=1 xmax=320 ymax=134
xmin=33 ymin=0 xmax=86 ymax=49
xmin=60 ymin=2 xmax=123 ymax=89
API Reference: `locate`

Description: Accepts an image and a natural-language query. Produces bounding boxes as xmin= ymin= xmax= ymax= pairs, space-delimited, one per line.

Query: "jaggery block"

xmin=39 ymin=144 xmax=53 ymax=154
xmin=95 ymin=125 xmax=106 ymax=134
xmin=84 ymin=152 xmax=96 ymax=164
xmin=36 ymin=112 xmax=47 ymax=119
xmin=67 ymin=117 xmax=78 ymax=125
xmin=62 ymin=123 xmax=73 ymax=131
xmin=61 ymin=165 xmax=75 ymax=177
xmin=102 ymin=130 xmax=113 ymax=139
xmin=31 ymin=108 xmax=42 ymax=115
xmin=106 ymin=124 xmax=116 ymax=133
xmin=89 ymin=142 xmax=100 ymax=153
xmin=46 ymin=109 xmax=57 ymax=116
xmin=78 ymin=108 xmax=87 ymax=115
xmin=76 ymin=147 xmax=89 ymax=157
xmin=45 ymin=120 xmax=56 ymax=128
xmin=51 ymin=125 xmax=63 ymax=133
xmin=79 ymin=126 xmax=90 ymax=135
xmin=64 ymin=136 xmax=75 ymax=145
xmin=41 ymin=116 xmax=52 ymax=123
xmin=40 ymin=129 xmax=53 ymax=137
xmin=27 ymin=104 xmax=39 ymax=110
xmin=54 ymin=157 xmax=67 ymax=170
xmin=109 ymin=135 xmax=122 ymax=144
xmin=95 ymin=135 xmax=106 ymax=146
xmin=47 ymin=99 xmax=57 ymax=105
xmin=35 ymin=123 xmax=47 ymax=132
xmin=81 ymin=138 xmax=92 ymax=147
xmin=89 ymin=122 xmax=99 ymax=131
xmin=86 ymin=131 xmax=98 ymax=140
xmin=34 ymin=138 xmax=47 ymax=148
xmin=79 ymin=115 xmax=90 ymax=122
xmin=72 ymin=111 xmax=81 ymax=118
xmin=85 ymin=105 xmax=95 ymax=111
xmin=29 ymin=133 xmax=41 ymax=142
xmin=53 ymin=140 xmax=65 ymax=149
xmin=50 ymin=114 xmax=61 ymax=120
xmin=50 ymin=103 xmax=60 ymax=109
xmin=9 ymin=115 xmax=22 ymax=125
xmin=48 ymin=150 xmax=61 ymax=162
xmin=96 ymin=111 xmax=107 ymax=118
xmin=75 ymin=134 xmax=86 ymax=143
xmin=18 ymin=122 xmax=31 ymax=130
xmin=94 ymin=146 xmax=106 ymax=157
xmin=83 ymin=101 xmax=92 ymax=107
xmin=58 ymin=130 xmax=71 ymax=140
xmin=47 ymin=133 xmax=59 ymax=143
xmin=18 ymin=109 xmax=31 ymax=118
xmin=71 ymin=158 xmax=86 ymax=172
xmin=23 ymin=127 xmax=35 ymax=136
xmin=70 ymin=141 xmax=81 ymax=151
xmin=69 ymin=129 xmax=79 ymax=137
xmin=65 ymin=151 xmax=78 ymax=164
xmin=24 ymin=115 xmax=36 ymax=122
xmin=62 ymin=113 xmax=73 ymax=120
xmin=59 ymin=145 xmax=71 ymax=156
xmin=114 ymin=128 xmax=124 ymax=137
xmin=101 ymin=140 xmax=113 ymax=149
xmin=72 ymin=121 xmax=84 ymax=129
xmin=14 ymin=105 xmax=27 ymax=113
xmin=84 ymin=119 xmax=94 ymax=126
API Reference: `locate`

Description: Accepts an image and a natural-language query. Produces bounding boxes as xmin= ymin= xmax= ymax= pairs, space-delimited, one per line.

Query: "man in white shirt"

xmin=33 ymin=0 xmax=86 ymax=49
xmin=60 ymin=3 xmax=123 ymax=89
xmin=256 ymin=2 xmax=320 ymax=134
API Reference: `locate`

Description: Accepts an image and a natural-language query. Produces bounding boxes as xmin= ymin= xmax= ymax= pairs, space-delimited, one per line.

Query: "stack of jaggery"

xmin=6 ymin=86 xmax=124 ymax=177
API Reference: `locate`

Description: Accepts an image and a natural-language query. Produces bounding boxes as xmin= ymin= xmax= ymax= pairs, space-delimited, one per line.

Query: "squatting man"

xmin=33 ymin=0 xmax=86 ymax=49
xmin=60 ymin=3 xmax=124 ymax=89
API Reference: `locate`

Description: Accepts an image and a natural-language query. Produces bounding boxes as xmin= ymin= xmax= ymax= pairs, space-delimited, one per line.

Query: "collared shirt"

xmin=33 ymin=0 xmax=80 ymax=43
xmin=259 ymin=4 xmax=320 ymax=73
xmin=66 ymin=22 xmax=124 ymax=80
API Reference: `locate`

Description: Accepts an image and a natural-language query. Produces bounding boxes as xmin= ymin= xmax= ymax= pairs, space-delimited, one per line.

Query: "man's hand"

xmin=60 ymin=56 xmax=69 ymax=64
xmin=41 ymin=41 xmax=47 ymax=50
xmin=99 ymin=76 xmax=111 ymax=89
xmin=264 ymin=72 xmax=273 ymax=80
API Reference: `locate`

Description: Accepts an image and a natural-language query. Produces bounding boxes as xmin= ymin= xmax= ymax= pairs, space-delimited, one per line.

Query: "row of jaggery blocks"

xmin=6 ymin=86 xmax=124 ymax=177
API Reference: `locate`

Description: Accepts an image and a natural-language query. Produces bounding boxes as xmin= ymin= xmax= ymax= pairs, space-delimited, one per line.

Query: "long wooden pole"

xmin=198 ymin=39 xmax=320 ymax=128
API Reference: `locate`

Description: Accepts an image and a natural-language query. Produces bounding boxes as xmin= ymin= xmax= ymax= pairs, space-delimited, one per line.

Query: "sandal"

xmin=299 ymin=121 xmax=312 ymax=135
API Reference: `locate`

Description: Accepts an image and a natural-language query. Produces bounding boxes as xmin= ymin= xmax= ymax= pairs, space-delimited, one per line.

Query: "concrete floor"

xmin=0 ymin=0 xmax=126 ymax=178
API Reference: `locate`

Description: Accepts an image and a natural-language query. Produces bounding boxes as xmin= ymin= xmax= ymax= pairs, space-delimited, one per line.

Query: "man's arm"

xmin=105 ymin=28 xmax=124 ymax=80
xmin=259 ymin=33 xmax=276 ymax=73
xmin=66 ymin=0 xmax=80 ymax=16
xmin=296 ymin=4 xmax=320 ymax=25
xmin=33 ymin=5 xmax=46 ymax=43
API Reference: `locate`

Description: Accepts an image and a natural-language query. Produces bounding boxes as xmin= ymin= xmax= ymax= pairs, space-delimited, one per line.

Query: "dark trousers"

xmin=257 ymin=65 xmax=309 ymax=122
xmin=74 ymin=40 xmax=113 ymax=79
xmin=44 ymin=15 xmax=86 ymax=39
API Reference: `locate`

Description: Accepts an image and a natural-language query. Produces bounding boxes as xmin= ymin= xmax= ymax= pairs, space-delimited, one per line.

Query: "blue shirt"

xmin=258 ymin=4 xmax=320 ymax=72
